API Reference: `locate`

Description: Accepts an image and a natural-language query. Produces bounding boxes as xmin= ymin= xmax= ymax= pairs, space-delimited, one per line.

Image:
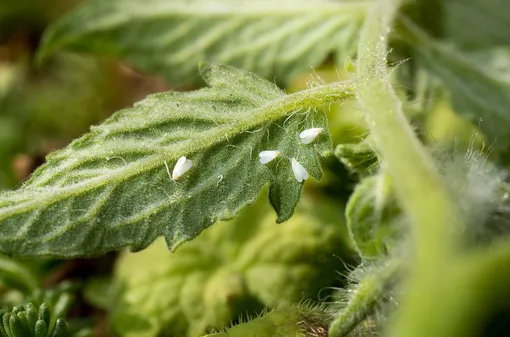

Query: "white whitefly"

xmin=291 ymin=158 xmax=308 ymax=182
xmin=299 ymin=127 xmax=323 ymax=144
xmin=172 ymin=156 xmax=192 ymax=180
xmin=259 ymin=150 xmax=281 ymax=164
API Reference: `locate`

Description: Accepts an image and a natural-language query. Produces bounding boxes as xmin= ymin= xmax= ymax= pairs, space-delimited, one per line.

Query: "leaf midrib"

xmin=0 ymin=81 xmax=354 ymax=220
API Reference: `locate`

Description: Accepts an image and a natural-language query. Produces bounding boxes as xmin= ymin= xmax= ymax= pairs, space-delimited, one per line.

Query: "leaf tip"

xmin=273 ymin=203 xmax=296 ymax=224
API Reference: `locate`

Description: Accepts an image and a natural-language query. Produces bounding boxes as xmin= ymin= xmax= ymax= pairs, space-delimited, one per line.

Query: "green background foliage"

xmin=1 ymin=0 xmax=510 ymax=336
xmin=112 ymin=193 xmax=352 ymax=337
xmin=37 ymin=0 xmax=368 ymax=86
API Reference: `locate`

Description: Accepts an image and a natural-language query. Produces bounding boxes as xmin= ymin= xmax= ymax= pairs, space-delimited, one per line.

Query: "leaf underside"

xmin=0 ymin=64 xmax=332 ymax=258
xmin=38 ymin=0 xmax=369 ymax=85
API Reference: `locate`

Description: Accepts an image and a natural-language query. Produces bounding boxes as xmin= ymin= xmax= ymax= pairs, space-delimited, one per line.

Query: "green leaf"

xmin=334 ymin=138 xmax=378 ymax=177
xmin=38 ymin=0 xmax=369 ymax=85
xmin=0 ymin=63 xmax=354 ymax=258
xmin=50 ymin=319 xmax=68 ymax=337
xmin=443 ymin=0 xmax=510 ymax=49
xmin=346 ymin=172 xmax=401 ymax=258
xmin=404 ymin=21 xmax=510 ymax=152
xmin=112 ymin=191 xmax=353 ymax=337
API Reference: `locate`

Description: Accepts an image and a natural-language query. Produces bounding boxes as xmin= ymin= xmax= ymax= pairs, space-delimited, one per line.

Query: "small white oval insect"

xmin=259 ymin=150 xmax=280 ymax=164
xmin=299 ymin=127 xmax=323 ymax=144
xmin=172 ymin=156 xmax=192 ymax=180
xmin=291 ymin=158 xmax=308 ymax=182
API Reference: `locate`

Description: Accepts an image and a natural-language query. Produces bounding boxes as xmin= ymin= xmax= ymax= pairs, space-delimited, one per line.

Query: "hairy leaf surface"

xmin=0 ymin=64 xmax=344 ymax=258
xmin=38 ymin=0 xmax=369 ymax=85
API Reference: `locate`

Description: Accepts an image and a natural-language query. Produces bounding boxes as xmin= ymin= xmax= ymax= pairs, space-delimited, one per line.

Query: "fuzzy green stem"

xmin=396 ymin=240 xmax=510 ymax=337
xmin=354 ymin=0 xmax=464 ymax=336
xmin=357 ymin=0 xmax=460 ymax=263
xmin=328 ymin=260 xmax=401 ymax=337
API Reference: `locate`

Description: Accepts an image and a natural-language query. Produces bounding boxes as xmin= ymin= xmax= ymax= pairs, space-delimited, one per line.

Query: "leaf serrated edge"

xmin=1 ymin=77 xmax=353 ymax=223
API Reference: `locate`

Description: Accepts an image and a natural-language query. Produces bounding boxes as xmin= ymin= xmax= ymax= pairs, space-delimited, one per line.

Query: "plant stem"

xmin=352 ymin=0 xmax=465 ymax=336
xmin=356 ymin=0 xmax=460 ymax=263
xmin=401 ymin=239 xmax=510 ymax=337
xmin=329 ymin=260 xmax=401 ymax=336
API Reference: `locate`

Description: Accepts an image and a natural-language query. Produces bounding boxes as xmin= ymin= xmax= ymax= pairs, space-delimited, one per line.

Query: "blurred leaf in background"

xmin=36 ymin=0 xmax=368 ymax=86
xmin=0 ymin=0 xmax=172 ymax=190
xmin=111 ymin=190 xmax=355 ymax=337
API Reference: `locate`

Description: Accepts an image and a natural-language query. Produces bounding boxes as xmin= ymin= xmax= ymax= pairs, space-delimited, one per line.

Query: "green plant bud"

xmin=50 ymin=319 xmax=68 ymax=337
xmin=15 ymin=312 xmax=31 ymax=335
xmin=9 ymin=314 xmax=28 ymax=337
xmin=0 ymin=312 xmax=8 ymax=337
xmin=10 ymin=308 xmax=22 ymax=316
xmin=34 ymin=320 xmax=47 ymax=337
xmin=112 ymin=192 xmax=353 ymax=337
xmin=2 ymin=313 xmax=11 ymax=337
xmin=38 ymin=304 xmax=50 ymax=328
xmin=24 ymin=305 xmax=38 ymax=335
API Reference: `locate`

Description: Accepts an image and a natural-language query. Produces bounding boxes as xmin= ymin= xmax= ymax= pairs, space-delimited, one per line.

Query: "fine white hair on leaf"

xmin=172 ymin=156 xmax=192 ymax=180
xmin=105 ymin=156 xmax=127 ymax=166
xmin=259 ymin=150 xmax=280 ymax=164
xmin=299 ymin=127 xmax=323 ymax=144
xmin=291 ymin=158 xmax=308 ymax=182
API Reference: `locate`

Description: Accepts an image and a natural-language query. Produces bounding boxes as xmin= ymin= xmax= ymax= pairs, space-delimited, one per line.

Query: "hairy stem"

xmin=399 ymin=239 xmax=510 ymax=337
xmin=329 ymin=260 xmax=401 ymax=337
xmin=357 ymin=0 xmax=460 ymax=263
xmin=439 ymin=240 xmax=510 ymax=337
xmin=352 ymin=0 xmax=464 ymax=336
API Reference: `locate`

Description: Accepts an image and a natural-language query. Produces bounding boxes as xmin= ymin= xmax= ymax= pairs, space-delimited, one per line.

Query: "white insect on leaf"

xmin=299 ymin=127 xmax=323 ymax=144
xmin=291 ymin=158 xmax=308 ymax=182
xmin=172 ymin=156 xmax=192 ymax=180
xmin=259 ymin=150 xmax=281 ymax=164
